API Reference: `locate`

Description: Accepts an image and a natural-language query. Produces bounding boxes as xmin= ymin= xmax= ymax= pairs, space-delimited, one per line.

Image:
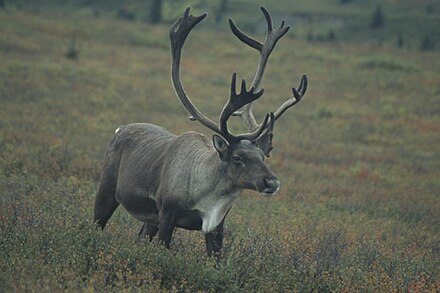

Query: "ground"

xmin=0 ymin=1 xmax=439 ymax=291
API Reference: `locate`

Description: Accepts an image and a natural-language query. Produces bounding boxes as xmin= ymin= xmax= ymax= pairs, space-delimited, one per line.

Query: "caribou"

xmin=94 ymin=7 xmax=307 ymax=256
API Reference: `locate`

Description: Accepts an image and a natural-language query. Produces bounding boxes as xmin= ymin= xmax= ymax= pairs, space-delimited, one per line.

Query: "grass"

xmin=0 ymin=1 xmax=439 ymax=292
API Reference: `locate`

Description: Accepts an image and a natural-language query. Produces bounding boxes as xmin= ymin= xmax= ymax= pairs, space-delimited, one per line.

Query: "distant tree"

xmin=80 ymin=0 xmax=92 ymax=6
xmin=397 ymin=33 xmax=404 ymax=48
xmin=370 ymin=5 xmax=384 ymax=29
xmin=426 ymin=4 xmax=434 ymax=14
xmin=117 ymin=8 xmax=135 ymax=21
xmin=65 ymin=37 xmax=79 ymax=60
xmin=215 ymin=0 xmax=228 ymax=25
xmin=328 ymin=30 xmax=336 ymax=41
xmin=340 ymin=0 xmax=352 ymax=4
xmin=420 ymin=35 xmax=435 ymax=51
xmin=0 ymin=0 xmax=4 ymax=9
xmin=149 ymin=0 xmax=163 ymax=24
xmin=307 ymin=31 xmax=314 ymax=42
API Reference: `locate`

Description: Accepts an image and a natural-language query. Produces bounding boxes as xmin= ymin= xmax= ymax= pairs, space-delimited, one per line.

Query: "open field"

xmin=0 ymin=1 xmax=439 ymax=291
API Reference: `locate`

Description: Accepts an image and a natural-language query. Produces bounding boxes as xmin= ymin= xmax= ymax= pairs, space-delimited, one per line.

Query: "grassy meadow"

xmin=1 ymin=0 xmax=439 ymax=291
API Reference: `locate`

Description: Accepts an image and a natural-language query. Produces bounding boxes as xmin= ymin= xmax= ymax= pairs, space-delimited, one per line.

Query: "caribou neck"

xmin=198 ymin=146 xmax=240 ymax=197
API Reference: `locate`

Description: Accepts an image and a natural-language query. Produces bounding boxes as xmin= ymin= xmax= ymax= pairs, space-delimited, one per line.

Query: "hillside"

xmin=6 ymin=0 xmax=440 ymax=49
xmin=0 ymin=1 xmax=439 ymax=291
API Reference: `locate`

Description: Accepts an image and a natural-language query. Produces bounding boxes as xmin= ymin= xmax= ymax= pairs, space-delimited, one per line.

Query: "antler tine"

xmin=229 ymin=7 xmax=290 ymax=131
xmin=240 ymin=112 xmax=271 ymax=141
xmin=273 ymin=75 xmax=308 ymax=120
xmin=170 ymin=8 xmax=207 ymax=46
xmin=261 ymin=6 xmax=273 ymax=33
xmin=228 ymin=18 xmax=263 ymax=51
xmin=219 ymin=73 xmax=268 ymax=142
xmin=170 ymin=8 xmax=222 ymax=134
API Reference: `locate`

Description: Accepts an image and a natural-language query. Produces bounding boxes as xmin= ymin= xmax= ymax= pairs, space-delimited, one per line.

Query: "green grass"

xmin=1 ymin=2 xmax=439 ymax=292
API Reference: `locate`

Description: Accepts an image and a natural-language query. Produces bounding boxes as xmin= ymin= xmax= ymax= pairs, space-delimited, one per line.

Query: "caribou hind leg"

xmin=94 ymin=150 xmax=120 ymax=229
xmin=94 ymin=187 xmax=119 ymax=229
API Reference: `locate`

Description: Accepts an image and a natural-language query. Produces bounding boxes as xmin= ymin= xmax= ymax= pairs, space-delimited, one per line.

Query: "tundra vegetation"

xmin=0 ymin=0 xmax=439 ymax=292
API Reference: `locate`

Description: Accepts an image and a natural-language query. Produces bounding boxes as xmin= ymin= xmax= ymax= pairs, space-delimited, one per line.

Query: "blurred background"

xmin=0 ymin=0 xmax=439 ymax=291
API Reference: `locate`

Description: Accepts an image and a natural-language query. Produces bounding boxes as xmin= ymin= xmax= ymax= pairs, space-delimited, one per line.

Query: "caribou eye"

xmin=232 ymin=155 xmax=245 ymax=167
xmin=232 ymin=155 xmax=242 ymax=162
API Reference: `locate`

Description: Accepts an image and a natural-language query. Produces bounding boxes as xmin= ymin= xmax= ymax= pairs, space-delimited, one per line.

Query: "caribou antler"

xmin=274 ymin=74 xmax=308 ymax=120
xmin=219 ymin=73 xmax=270 ymax=143
xmin=170 ymin=8 xmax=219 ymax=133
xmin=170 ymin=7 xmax=271 ymax=143
xmin=229 ymin=7 xmax=308 ymax=131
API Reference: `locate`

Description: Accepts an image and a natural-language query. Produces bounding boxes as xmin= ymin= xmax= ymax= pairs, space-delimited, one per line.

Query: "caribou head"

xmin=169 ymin=7 xmax=307 ymax=194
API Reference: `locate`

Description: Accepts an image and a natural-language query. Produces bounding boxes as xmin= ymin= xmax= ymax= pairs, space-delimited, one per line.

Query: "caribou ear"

xmin=212 ymin=134 xmax=229 ymax=160
xmin=256 ymin=130 xmax=273 ymax=157
xmin=255 ymin=112 xmax=274 ymax=157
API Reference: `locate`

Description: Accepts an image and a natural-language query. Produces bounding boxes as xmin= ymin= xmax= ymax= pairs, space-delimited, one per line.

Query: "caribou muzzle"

xmin=258 ymin=176 xmax=280 ymax=197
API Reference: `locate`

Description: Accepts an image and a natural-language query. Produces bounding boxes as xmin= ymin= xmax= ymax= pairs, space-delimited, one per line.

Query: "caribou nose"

xmin=261 ymin=177 xmax=281 ymax=197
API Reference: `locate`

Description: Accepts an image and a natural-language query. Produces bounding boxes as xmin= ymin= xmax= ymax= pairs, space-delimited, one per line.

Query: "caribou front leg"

xmin=205 ymin=217 xmax=226 ymax=257
xmin=138 ymin=223 xmax=159 ymax=242
xmin=158 ymin=210 xmax=176 ymax=248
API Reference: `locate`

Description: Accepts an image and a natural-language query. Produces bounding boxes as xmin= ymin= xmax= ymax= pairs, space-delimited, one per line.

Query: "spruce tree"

xmin=149 ymin=0 xmax=163 ymax=24
xmin=370 ymin=5 xmax=384 ymax=29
